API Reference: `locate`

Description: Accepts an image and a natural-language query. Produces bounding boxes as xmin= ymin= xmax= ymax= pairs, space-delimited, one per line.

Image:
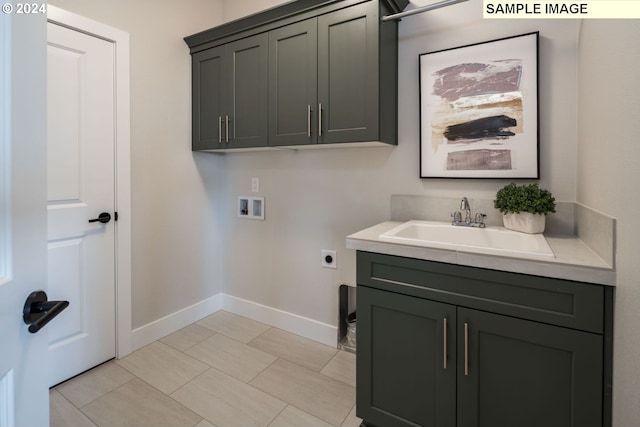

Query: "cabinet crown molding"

xmin=184 ymin=0 xmax=408 ymax=52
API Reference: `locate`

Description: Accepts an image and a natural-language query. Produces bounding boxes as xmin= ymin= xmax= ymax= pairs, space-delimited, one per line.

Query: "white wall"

xmin=218 ymin=1 xmax=580 ymax=327
xmin=222 ymin=0 xmax=289 ymax=22
xmin=45 ymin=0 xmax=581 ymax=332
xmin=41 ymin=1 xmax=640 ymax=423
xmin=48 ymin=0 xmax=227 ymax=329
xmin=577 ymin=20 xmax=640 ymax=426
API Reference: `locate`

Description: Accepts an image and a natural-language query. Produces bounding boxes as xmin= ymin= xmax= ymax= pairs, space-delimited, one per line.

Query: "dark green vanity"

xmin=184 ymin=0 xmax=408 ymax=151
xmin=355 ymin=251 xmax=613 ymax=427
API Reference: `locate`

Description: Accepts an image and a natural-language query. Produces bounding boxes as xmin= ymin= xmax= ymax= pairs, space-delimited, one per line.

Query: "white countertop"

xmin=346 ymin=221 xmax=616 ymax=286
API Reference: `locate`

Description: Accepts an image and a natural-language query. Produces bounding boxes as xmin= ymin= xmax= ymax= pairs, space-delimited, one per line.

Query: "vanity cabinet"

xmin=356 ymin=251 xmax=612 ymax=427
xmin=186 ymin=0 xmax=407 ymax=151
xmin=191 ymin=34 xmax=268 ymax=150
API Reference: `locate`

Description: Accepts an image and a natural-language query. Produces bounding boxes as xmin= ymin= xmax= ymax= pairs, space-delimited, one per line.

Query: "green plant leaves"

xmin=494 ymin=183 xmax=556 ymax=215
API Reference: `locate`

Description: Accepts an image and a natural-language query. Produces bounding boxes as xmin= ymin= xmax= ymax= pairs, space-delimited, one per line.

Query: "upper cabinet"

xmin=228 ymin=34 xmax=269 ymax=149
xmin=268 ymin=18 xmax=318 ymax=147
xmin=191 ymin=34 xmax=268 ymax=150
xmin=317 ymin=2 xmax=380 ymax=144
xmin=191 ymin=46 xmax=226 ymax=150
xmin=185 ymin=0 xmax=409 ymax=152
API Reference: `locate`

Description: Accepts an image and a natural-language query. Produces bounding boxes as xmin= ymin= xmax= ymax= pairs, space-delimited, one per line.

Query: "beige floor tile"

xmin=55 ymin=361 xmax=135 ymax=408
xmin=340 ymin=405 xmax=363 ymax=427
xmin=48 ymin=312 xmax=359 ymax=427
xmin=320 ymin=350 xmax=356 ymax=387
xmin=81 ymin=378 xmax=202 ymax=427
xmin=197 ymin=311 xmax=270 ymax=343
xmin=249 ymin=327 xmax=337 ymax=371
xmin=269 ymin=405 xmax=334 ymax=427
xmin=171 ymin=368 xmax=286 ymax=427
xmin=185 ymin=333 xmax=276 ymax=382
xmin=115 ymin=341 xmax=208 ymax=394
xmin=250 ymin=359 xmax=355 ymax=426
xmin=160 ymin=323 xmax=216 ymax=352
xmin=50 ymin=390 xmax=98 ymax=427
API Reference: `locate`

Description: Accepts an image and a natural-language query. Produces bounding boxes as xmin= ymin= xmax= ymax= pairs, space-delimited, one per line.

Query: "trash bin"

xmin=345 ymin=311 xmax=356 ymax=350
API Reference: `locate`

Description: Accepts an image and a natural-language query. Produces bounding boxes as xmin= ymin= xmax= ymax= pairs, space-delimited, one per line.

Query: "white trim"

xmin=0 ymin=370 xmax=15 ymax=427
xmin=130 ymin=295 xmax=223 ymax=351
xmin=222 ymin=294 xmax=338 ymax=347
xmin=129 ymin=293 xmax=339 ymax=351
xmin=1 ymin=20 xmax=10 ymax=286
xmin=0 ymin=12 xmax=10 ymax=287
xmin=47 ymin=6 xmax=132 ymax=358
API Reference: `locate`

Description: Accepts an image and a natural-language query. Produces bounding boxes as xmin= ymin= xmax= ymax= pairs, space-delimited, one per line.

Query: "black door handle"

xmin=23 ymin=290 xmax=69 ymax=334
xmin=88 ymin=212 xmax=111 ymax=224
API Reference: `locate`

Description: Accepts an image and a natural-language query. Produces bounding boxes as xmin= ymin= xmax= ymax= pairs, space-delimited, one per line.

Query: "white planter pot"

xmin=502 ymin=212 xmax=546 ymax=234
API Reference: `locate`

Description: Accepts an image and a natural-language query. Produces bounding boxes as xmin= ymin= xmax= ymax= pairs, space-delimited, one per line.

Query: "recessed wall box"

xmin=322 ymin=249 xmax=337 ymax=269
xmin=237 ymin=196 xmax=265 ymax=220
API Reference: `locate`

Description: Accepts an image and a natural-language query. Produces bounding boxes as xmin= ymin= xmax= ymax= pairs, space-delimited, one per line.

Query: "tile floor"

xmin=50 ymin=311 xmax=361 ymax=427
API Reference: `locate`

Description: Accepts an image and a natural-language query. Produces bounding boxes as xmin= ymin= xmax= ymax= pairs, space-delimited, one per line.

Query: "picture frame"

xmin=419 ymin=32 xmax=539 ymax=179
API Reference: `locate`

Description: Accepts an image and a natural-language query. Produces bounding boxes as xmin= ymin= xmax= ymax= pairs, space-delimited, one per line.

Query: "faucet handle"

xmin=451 ymin=211 xmax=462 ymax=223
xmin=474 ymin=212 xmax=487 ymax=227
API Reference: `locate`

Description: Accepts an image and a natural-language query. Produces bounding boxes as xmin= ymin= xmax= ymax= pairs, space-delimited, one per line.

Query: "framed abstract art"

xmin=419 ymin=32 xmax=539 ymax=178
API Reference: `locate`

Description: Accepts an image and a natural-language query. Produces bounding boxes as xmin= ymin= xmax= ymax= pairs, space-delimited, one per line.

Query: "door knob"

xmin=88 ymin=212 xmax=111 ymax=224
xmin=23 ymin=290 xmax=69 ymax=334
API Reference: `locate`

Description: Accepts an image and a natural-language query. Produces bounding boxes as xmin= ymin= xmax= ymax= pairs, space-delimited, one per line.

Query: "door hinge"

xmin=114 ymin=212 xmax=118 ymax=222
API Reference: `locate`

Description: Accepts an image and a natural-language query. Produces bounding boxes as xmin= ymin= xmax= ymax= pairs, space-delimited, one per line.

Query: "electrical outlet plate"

xmin=321 ymin=249 xmax=337 ymax=269
xmin=238 ymin=196 xmax=265 ymax=220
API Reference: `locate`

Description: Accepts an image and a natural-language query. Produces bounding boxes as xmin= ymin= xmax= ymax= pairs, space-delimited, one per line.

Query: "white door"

xmin=46 ymin=21 xmax=117 ymax=387
xmin=0 ymin=11 xmax=50 ymax=427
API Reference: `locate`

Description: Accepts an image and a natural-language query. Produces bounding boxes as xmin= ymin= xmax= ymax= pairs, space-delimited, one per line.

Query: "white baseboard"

xmin=128 ymin=293 xmax=338 ymax=352
xmin=130 ymin=294 xmax=222 ymax=351
xmin=220 ymin=294 xmax=338 ymax=348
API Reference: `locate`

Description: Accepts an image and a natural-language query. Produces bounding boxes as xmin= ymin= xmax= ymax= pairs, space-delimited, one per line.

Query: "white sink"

xmin=379 ymin=220 xmax=554 ymax=258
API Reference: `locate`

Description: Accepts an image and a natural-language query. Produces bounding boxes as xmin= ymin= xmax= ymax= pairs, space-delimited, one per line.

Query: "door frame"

xmin=47 ymin=6 xmax=132 ymax=359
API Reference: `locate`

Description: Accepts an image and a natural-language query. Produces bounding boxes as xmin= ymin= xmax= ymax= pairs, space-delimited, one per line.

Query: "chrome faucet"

xmin=451 ymin=197 xmax=486 ymax=228
xmin=460 ymin=197 xmax=471 ymax=223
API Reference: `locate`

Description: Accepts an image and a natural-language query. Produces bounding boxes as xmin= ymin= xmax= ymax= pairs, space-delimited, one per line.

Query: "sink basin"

xmin=379 ymin=220 xmax=554 ymax=258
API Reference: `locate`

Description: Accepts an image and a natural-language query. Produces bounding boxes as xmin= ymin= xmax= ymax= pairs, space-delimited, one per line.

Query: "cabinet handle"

xmin=318 ymin=103 xmax=323 ymax=137
xmin=218 ymin=116 xmax=222 ymax=144
xmin=464 ymin=322 xmax=469 ymax=376
xmin=443 ymin=317 xmax=447 ymax=370
xmin=307 ymin=105 xmax=311 ymax=138
xmin=225 ymin=115 xmax=230 ymax=143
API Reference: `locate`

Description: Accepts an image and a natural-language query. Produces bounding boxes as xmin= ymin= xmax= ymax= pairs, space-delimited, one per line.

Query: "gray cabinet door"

xmin=318 ymin=2 xmax=378 ymax=144
xmin=357 ymin=286 xmax=456 ymax=427
xmin=458 ymin=307 xmax=603 ymax=427
xmin=268 ymin=19 xmax=318 ymax=146
xmin=192 ymin=45 xmax=226 ymax=150
xmin=227 ymin=34 xmax=269 ymax=148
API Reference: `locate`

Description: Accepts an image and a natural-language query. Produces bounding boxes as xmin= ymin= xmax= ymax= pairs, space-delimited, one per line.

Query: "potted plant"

xmin=494 ymin=183 xmax=556 ymax=234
